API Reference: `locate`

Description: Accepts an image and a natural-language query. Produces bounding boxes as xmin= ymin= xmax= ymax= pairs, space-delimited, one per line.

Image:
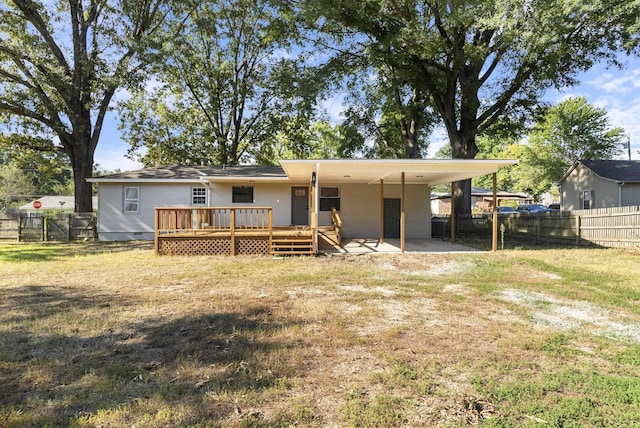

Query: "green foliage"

xmin=120 ymin=0 xmax=321 ymax=166
xmin=338 ymin=72 xmax=437 ymax=158
xmin=0 ymin=137 xmax=73 ymax=199
xmin=304 ymin=0 xmax=638 ymax=213
xmin=0 ymin=0 xmax=170 ymax=211
xmin=256 ymin=119 xmax=344 ymax=164
xmin=0 ymin=164 xmax=36 ymax=213
xmin=517 ymin=96 xmax=625 ymax=198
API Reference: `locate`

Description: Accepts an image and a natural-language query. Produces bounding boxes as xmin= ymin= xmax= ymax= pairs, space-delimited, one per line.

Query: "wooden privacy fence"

xmin=456 ymin=205 xmax=640 ymax=248
xmin=0 ymin=213 xmax=97 ymax=242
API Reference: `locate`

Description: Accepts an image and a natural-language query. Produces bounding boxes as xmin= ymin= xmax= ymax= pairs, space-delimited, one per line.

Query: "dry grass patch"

xmin=1 ymin=242 xmax=640 ymax=426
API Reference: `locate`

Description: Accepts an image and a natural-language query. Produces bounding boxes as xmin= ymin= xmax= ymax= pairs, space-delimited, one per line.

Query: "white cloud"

xmin=585 ymin=69 xmax=640 ymax=95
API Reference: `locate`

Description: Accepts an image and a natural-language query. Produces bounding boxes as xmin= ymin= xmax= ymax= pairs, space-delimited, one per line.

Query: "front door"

xmin=291 ymin=187 xmax=309 ymax=225
xmin=384 ymin=198 xmax=401 ymax=238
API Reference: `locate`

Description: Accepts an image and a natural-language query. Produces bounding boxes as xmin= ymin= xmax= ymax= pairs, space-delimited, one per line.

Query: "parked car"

xmin=517 ymin=204 xmax=552 ymax=213
xmin=485 ymin=206 xmax=518 ymax=217
xmin=496 ymin=206 xmax=518 ymax=214
xmin=548 ymin=203 xmax=560 ymax=211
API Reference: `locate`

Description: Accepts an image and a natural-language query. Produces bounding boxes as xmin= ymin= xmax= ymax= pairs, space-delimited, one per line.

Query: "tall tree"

xmin=0 ymin=0 xmax=169 ymax=212
xmin=302 ymin=0 xmax=639 ymax=214
xmin=518 ymin=96 xmax=625 ymax=199
xmin=120 ymin=0 xmax=319 ymax=167
xmin=0 ymin=135 xmax=73 ymax=196
xmin=338 ymin=65 xmax=436 ymax=158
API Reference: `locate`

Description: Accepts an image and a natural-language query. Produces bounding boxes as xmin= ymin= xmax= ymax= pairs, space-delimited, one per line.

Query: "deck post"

xmin=154 ymin=208 xmax=160 ymax=254
xmin=450 ymin=182 xmax=456 ymax=243
xmin=268 ymin=208 xmax=273 ymax=252
xmin=230 ymin=209 xmax=236 ymax=255
xmin=314 ymin=163 xmax=320 ymax=254
xmin=379 ymin=178 xmax=384 ymax=244
xmin=401 ymin=172 xmax=405 ymax=253
xmin=492 ymin=173 xmax=498 ymax=252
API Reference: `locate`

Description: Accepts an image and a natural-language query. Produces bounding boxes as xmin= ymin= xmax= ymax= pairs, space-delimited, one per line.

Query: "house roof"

xmin=88 ymin=164 xmax=287 ymax=183
xmin=88 ymin=159 xmax=518 ymax=186
xmin=431 ymin=187 xmax=530 ymax=200
xmin=559 ymin=160 xmax=640 ymax=184
xmin=19 ymin=196 xmax=98 ymax=211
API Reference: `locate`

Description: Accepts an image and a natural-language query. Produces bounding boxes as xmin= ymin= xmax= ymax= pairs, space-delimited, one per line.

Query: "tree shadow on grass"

xmin=0 ymin=241 xmax=154 ymax=263
xmin=0 ymin=285 xmax=307 ymax=426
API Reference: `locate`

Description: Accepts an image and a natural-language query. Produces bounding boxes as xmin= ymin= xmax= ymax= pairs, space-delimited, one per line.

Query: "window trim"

xmin=232 ymin=186 xmax=254 ymax=203
xmin=319 ymin=186 xmax=340 ymax=211
xmin=191 ymin=186 xmax=207 ymax=206
xmin=123 ymin=186 xmax=140 ymax=213
xmin=582 ymin=190 xmax=593 ymax=210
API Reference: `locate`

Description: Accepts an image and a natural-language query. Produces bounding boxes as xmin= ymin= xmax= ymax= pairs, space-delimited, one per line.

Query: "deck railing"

xmin=155 ymin=207 xmax=274 ymax=255
xmin=156 ymin=206 xmax=273 ymax=233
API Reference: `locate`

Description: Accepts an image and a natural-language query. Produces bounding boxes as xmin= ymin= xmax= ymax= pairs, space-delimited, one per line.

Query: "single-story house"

xmin=558 ymin=160 xmax=640 ymax=211
xmin=87 ymin=159 xmax=516 ymax=254
xmin=19 ymin=196 xmax=98 ymax=214
xmin=431 ymin=187 xmax=532 ymax=215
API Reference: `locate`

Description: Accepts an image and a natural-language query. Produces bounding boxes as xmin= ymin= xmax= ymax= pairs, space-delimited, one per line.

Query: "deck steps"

xmin=318 ymin=226 xmax=341 ymax=251
xmin=270 ymin=236 xmax=314 ymax=255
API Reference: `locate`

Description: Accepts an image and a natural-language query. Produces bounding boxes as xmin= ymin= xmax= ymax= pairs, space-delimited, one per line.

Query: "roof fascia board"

xmin=200 ymin=176 xmax=290 ymax=182
xmin=87 ymin=178 xmax=203 ymax=183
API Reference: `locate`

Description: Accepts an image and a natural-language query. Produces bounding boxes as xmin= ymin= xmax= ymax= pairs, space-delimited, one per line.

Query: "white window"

xmin=192 ymin=187 xmax=207 ymax=205
xmin=124 ymin=187 xmax=140 ymax=213
xmin=583 ymin=190 xmax=593 ymax=210
xmin=320 ymin=186 xmax=340 ymax=211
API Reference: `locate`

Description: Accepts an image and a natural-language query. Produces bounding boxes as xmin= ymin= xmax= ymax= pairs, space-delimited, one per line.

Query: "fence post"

xmin=17 ymin=213 xmax=22 ymax=242
xmin=536 ymin=216 xmax=541 ymax=243
xmin=575 ymin=215 xmax=581 ymax=246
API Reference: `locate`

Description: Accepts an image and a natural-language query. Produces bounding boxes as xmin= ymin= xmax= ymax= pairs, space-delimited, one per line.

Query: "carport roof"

xmin=279 ymin=159 xmax=518 ymax=185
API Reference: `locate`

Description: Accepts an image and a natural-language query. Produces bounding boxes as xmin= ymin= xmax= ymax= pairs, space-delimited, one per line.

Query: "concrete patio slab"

xmin=321 ymin=238 xmax=480 ymax=254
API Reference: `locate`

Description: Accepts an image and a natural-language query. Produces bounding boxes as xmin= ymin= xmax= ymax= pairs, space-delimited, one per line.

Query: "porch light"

xmin=311 ymin=171 xmax=316 ymax=185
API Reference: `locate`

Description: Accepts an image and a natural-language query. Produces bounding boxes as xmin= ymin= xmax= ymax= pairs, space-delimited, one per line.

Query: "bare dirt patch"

xmin=498 ymin=289 xmax=640 ymax=342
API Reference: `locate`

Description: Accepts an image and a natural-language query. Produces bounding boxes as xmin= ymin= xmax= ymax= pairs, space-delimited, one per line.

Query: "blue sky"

xmin=94 ymin=56 xmax=640 ymax=172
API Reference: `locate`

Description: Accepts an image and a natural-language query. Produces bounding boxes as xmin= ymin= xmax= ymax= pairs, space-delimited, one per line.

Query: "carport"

xmin=279 ymin=159 xmax=518 ymax=253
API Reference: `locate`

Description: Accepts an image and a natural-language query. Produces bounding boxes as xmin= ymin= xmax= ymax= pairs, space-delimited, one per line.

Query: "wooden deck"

xmin=155 ymin=207 xmax=322 ymax=256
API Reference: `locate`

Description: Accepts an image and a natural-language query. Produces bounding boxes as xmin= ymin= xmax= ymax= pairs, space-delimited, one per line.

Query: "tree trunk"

xmin=450 ymin=130 xmax=479 ymax=216
xmin=67 ymin=137 xmax=95 ymax=213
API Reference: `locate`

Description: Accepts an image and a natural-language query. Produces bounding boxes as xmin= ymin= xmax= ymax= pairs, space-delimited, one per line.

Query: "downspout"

xmin=200 ymin=178 xmax=215 ymax=207
xmin=618 ymin=181 xmax=625 ymax=206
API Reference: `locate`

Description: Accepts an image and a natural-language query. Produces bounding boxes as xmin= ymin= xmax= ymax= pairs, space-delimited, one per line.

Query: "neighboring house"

xmin=19 ymin=196 xmax=98 ymax=214
xmin=558 ymin=160 xmax=640 ymax=211
xmin=87 ymin=159 xmax=516 ymax=245
xmin=431 ymin=187 xmax=531 ymax=215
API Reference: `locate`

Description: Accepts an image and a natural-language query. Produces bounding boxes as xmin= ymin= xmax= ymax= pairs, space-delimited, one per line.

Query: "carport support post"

xmin=450 ymin=182 xmax=456 ymax=243
xmin=314 ymin=163 xmax=320 ymax=254
xmin=492 ymin=173 xmax=498 ymax=252
xmin=379 ymin=178 xmax=384 ymax=244
xmin=401 ymin=172 xmax=405 ymax=253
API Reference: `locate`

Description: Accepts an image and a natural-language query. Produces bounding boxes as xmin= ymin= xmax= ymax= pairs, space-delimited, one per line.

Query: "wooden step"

xmin=271 ymin=236 xmax=314 ymax=255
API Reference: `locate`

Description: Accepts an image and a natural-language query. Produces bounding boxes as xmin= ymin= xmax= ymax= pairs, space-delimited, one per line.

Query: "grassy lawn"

xmin=1 ymin=241 xmax=639 ymax=427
